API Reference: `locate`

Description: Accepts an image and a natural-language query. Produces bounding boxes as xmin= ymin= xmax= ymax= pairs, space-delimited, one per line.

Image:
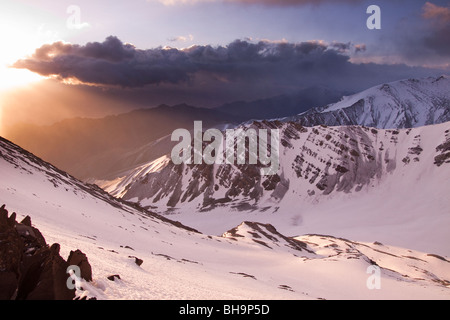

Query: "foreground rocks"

xmin=0 ymin=204 xmax=92 ymax=300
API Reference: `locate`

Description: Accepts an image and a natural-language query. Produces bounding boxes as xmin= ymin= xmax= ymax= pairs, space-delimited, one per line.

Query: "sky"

xmin=0 ymin=0 xmax=449 ymax=130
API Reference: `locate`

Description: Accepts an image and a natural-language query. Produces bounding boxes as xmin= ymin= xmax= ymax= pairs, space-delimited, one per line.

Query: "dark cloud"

xmin=14 ymin=36 xmax=196 ymax=87
xmin=13 ymin=37 xmax=373 ymax=88
xmin=381 ymin=2 xmax=450 ymax=67
xmin=421 ymin=2 xmax=450 ymax=57
xmin=13 ymin=36 xmax=440 ymax=107
xmin=354 ymin=44 xmax=367 ymax=54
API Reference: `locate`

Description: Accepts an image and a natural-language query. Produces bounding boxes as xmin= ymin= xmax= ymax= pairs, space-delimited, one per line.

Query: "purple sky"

xmin=4 ymin=0 xmax=448 ymax=66
xmin=1 ymin=0 xmax=449 ymax=127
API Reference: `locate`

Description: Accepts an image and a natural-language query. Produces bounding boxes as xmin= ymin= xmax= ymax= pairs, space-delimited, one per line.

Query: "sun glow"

xmin=0 ymin=4 xmax=61 ymax=134
xmin=0 ymin=65 xmax=44 ymax=92
xmin=0 ymin=40 xmax=45 ymax=137
xmin=0 ymin=13 xmax=57 ymax=92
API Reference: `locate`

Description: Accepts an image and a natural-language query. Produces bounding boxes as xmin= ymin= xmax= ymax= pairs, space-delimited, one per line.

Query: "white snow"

xmin=102 ymin=122 xmax=450 ymax=259
xmin=305 ymin=76 xmax=450 ymax=129
xmin=1 ymin=134 xmax=450 ymax=300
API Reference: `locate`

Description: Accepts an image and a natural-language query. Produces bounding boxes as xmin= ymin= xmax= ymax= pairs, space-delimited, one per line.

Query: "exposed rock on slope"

xmin=0 ymin=204 xmax=93 ymax=300
xmin=223 ymin=221 xmax=313 ymax=254
xmin=106 ymin=121 xmax=450 ymax=214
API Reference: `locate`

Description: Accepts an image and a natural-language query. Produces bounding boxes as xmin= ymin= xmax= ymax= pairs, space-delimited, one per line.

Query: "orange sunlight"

xmin=0 ymin=20 xmax=46 ymax=91
xmin=0 ymin=66 xmax=44 ymax=91
xmin=0 ymin=13 xmax=54 ymax=134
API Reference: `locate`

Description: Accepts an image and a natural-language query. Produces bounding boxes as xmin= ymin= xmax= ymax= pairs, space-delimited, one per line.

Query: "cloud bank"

xmin=13 ymin=36 xmax=440 ymax=107
xmin=421 ymin=2 xmax=450 ymax=58
xmin=379 ymin=2 xmax=450 ymax=68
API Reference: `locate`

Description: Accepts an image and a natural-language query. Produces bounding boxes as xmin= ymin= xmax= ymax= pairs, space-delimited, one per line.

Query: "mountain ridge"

xmin=101 ymin=120 xmax=450 ymax=254
xmin=285 ymin=75 xmax=450 ymax=129
xmin=107 ymin=121 xmax=450 ymax=210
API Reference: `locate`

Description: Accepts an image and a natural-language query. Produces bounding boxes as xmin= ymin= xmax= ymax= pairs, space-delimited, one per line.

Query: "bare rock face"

xmin=67 ymin=250 xmax=93 ymax=282
xmin=0 ymin=204 xmax=92 ymax=300
xmin=435 ymin=134 xmax=450 ymax=167
xmin=0 ymin=205 xmax=22 ymax=299
xmin=128 ymin=256 xmax=143 ymax=266
xmin=17 ymin=243 xmax=74 ymax=300
xmin=115 ymin=118 xmax=450 ymax=215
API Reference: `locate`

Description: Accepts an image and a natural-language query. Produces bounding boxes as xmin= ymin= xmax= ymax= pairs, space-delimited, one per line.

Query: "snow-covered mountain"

xmin=101 ymin=120 xmax=450 ymax=255
xmin=286 ymin=76 xmax=450 ymax=129
xmin=2 ymin=136 xmax=450 ymax=299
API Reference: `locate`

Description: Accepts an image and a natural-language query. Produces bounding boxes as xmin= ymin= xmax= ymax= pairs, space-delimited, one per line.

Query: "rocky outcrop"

xmin=0 ymin=204 xmax=92 ymax=300
xmin=67 ymin=250 xmax=93 ymax=282
xmin=129 ymin=256 xmax=143 ymax=266
xmin=435 ymin=132 xmax=450 ymax=167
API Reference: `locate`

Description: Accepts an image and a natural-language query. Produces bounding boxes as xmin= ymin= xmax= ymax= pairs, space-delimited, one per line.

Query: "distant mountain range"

xmin=103 ymin=118 xmax=450 ymax=222
xmin=99 ymin=76 xmax=450 ymax=247
xmin=4 ymin=104 xmax=236 ymax=180
xmin=4 ymin=76 xmax=449 ymax=184
xmin=3 ymin=86 xmax=347 ymax=181
xmin=285 ymin=76 xmax=450 ymax=129
xmin=216 ymin=86 xmax=347 ymax=121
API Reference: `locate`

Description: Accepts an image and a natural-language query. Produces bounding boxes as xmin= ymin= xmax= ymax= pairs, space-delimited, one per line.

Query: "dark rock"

xmin=0 ymin=205 xmax=24 ymax=299
xmin=129 ymin=256 xmax=143 ymax=266
xmin=408 ymin=146 xmax=423 ymax=155
xmin=120 ymin=245 xmax=134 ymax=251
xmin=20 ymin=216 xmax=32 ymax=227
xmin=427 ymin=254 xmax=449 ymax=262
xmin=19 ymin=243 xmax=74 ymax=300
xmin=262 ymin=174 xmax=281 ymax=191
xmin=350 ymin=149 xmax=360 ymax=157
xmin=435 ymin=152 xmax=450 ymax=167
xmin=67 ymin=249 xmax=93 ymax=282
xmin=0 ymin=204 xmax=94 ymax=300
xmin=134 ymin=257 xmax=144 ymax=266
xmin=335 ymin=165 xmax=349 ymax=174
xmin=107 ymin=274 xmax=121 ymax=281
xmin=0 ymin=272 xmax=18 ymax=300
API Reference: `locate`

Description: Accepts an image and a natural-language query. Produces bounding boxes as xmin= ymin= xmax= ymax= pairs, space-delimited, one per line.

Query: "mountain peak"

xmin=288 ymin=75 xmax=450 ymax=129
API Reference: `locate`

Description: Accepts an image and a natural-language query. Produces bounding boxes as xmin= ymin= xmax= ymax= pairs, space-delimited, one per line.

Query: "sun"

xmin=0 ymin=32 xmax=46 ymax=92
xmin=0 ymin=11 xmax=56 ymax=92
xmin=0 ymin=31 xmax=45 ymax=88
xmin=0 ymin=6 xmax=58 ymax=135
xmin=0 ymin=64 xmax=44 ymax=92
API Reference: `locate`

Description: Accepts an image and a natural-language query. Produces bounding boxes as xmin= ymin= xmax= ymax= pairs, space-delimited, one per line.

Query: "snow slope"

xmin=102 ymin=119 xmax=450 ymax=256
xmin=1 ymin=136 xmax=450 ymax=299
xmin=286 ymin=75 xmax=450 ymax=129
